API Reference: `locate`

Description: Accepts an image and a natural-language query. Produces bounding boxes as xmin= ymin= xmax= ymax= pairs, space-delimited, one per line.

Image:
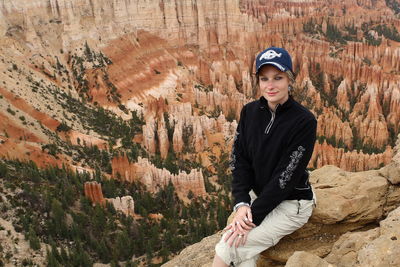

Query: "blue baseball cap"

xmin=256 ymin=47 xmax=293 ymax=74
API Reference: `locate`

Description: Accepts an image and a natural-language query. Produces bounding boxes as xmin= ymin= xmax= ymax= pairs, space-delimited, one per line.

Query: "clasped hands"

xmin=223 ymin=205 xmax=256 ymax=248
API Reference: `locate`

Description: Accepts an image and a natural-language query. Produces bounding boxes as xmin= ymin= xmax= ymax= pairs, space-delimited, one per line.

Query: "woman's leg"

xmin=214 ymin=199 xmax=313 ymax=267
xmin=212 ymin=254 xmax=229 ymax=267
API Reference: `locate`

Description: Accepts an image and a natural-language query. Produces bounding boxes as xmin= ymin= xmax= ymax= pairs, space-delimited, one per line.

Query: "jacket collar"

xmin=258 ymin=95 xmax=294 ymax=112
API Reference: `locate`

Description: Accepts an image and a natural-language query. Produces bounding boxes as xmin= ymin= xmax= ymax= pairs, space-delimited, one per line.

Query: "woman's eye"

xmin=275 ymin=76 xmax=282 ymax=80
xmin=260 ymin=77 xmax=268 ymax=81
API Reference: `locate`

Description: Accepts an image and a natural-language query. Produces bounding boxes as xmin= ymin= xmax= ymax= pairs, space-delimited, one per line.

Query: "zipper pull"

xmin=264 ymin=110 xmax=275 ymax=134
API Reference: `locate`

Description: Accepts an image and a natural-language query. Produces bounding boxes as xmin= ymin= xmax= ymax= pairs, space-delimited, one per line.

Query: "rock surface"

xmin=285 ymin=251 xmax=333 ymax=267
xmin=310 ymin=166 xmax=387 ymax=224
xmin=0 ymin=217 xmax=47 ymax=266
xmin=325 ymin=206 xmax=400 ymax=267
xmin=162 ymin=233 xmax=223 ymax=267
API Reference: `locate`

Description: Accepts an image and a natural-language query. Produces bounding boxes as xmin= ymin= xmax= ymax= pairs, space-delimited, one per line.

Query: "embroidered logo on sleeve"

xmin=279 ymin=146 xmax=306 ymax=189
xmin=229 ymin=131 xmax=239 ymax=171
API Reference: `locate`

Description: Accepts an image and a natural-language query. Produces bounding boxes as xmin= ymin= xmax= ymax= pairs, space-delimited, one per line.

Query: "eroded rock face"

xmin=310 ymin=165 xmax=388 ymax=224
xmin=162 ymin=233 xmax=222 ymax=267
xmin=285 ymin=251 xmax=333 ymax=267
xmin=324 ymin=228 xmax=380 ymax=266
xmin=84 ymin=181 xmax=135 ymax=216
xmin=325 ymin=206 xmax=400 ymax=267
xmin=112 ymin=156 xmax=206 ymax=197
xmin=137 ymin=156 xmax=207 ymax=197
xmin=142 ymin=102 xmax=237 ymax=159
xmin=0 ymin=0 xmax=398 ymax=177
xmin=84 ymin=181 xmax=106 ymax=205
xmin=311 ymin=141 xmax=393 ymax=172
xmin=356 ymin=207 xmax=400 ymax=267
xmin=379 ymin=135 xmax=400 ymax=184
xmin=108 ymin=196 xmax=135 ymax=216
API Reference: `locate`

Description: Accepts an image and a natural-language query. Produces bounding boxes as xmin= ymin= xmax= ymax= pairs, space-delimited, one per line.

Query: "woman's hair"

xmin=252 ymin=69 xmax=296 ymax=98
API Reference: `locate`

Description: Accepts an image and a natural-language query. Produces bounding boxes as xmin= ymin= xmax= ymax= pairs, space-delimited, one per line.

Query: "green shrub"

xmin=56 ymin=122 xmax=71 ymax=132
xmin=0 ymin=162 xmax=7 ymax=177
xmin=6 ymin=107 xmax=15 ymax=115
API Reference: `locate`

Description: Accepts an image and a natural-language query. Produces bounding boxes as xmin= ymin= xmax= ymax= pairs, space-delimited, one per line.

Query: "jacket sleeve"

xmin=230 ymin=105 xmax=255 ymax=206
xmin=250 ymin=117 xmax=317 ymax=225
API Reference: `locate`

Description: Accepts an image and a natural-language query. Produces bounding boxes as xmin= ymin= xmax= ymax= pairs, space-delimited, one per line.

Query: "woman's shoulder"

xmin=290 ymin=99 xmax=317 ymax=122
xmin=245 ymin=99 xmax=260 ymax=108
xmin=240 ymin=99 xmax=261 ymax=114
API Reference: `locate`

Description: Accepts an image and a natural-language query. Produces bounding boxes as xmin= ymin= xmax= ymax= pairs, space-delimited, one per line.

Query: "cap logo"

xmin=259 ymin=50 xmax=282 ymax=61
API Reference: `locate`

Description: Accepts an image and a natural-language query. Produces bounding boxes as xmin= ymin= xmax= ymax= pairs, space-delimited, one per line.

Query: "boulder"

xmin=162 ymin=233 xmax=222 ymax=267
xmin=325 ymin=206 xmax=400 ymax=267
xmin=324 ymin=228 xmax=380 ymax=266
xmin=356 ymin=206 xmax=400 ymax=267
xmin=285 ymin=251 xmax=333 ymax=267
xmin=379 ymin=135 xmax=400 ymax=184
xmin=310 ymin=166 xmax=388 ymax=224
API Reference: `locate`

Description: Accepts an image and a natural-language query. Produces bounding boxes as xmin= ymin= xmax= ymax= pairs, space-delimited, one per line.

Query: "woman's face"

xmin=258 ymin=65 xmax=290 ymax=110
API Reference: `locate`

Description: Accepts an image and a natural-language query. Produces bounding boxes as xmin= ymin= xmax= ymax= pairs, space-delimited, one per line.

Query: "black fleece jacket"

xmin=230 ymin=95 xmax=317 ymax=226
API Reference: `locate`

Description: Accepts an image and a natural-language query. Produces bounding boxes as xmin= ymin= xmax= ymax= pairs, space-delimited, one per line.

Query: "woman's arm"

xmin=230 ymin=105 xmax=255 ymax=208
xmin=250 ymin=118 xmax=317 ymax=226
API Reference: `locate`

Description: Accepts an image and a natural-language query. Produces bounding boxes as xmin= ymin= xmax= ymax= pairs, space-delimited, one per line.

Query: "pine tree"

xmin=217 ymin=204 xmax=227 ymax=228
xmin=46 ymin=247 xmax=61 ymax=267
xmin=50 ymin=199 xmax=67 ymax=237
xmin=116 ymin=230 xmax=132 ymax=261
xmin=60 ymin=246 xmax=69 ymax=264
xmin=0 ymin=162 xmax=8 ymax=177
xmin=28 ymin=226 xmax=41 ymax=250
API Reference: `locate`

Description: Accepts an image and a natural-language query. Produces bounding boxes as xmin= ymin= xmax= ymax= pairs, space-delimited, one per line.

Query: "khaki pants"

xmin=215 ymin=198 xmax=314 ymax=266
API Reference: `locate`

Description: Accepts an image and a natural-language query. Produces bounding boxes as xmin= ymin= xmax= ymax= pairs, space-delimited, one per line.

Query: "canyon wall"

xmin=0 ymin=0 xmax=399 ymax=195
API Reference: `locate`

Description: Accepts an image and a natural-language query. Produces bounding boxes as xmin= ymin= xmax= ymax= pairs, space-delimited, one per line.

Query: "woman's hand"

xmin=223 ymin=205 xmax=256 ymax=247
xmin=225 ymin=228 xmax=251 ymax=248
xmin=226 ymin=205 xmax=256 ymax=232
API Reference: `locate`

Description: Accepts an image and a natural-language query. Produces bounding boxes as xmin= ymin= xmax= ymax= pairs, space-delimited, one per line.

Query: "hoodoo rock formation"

xmin=84 ymin=181 xmax=106 ymax=206
xmin=84 ymin=181 xmax=135 ymax=216
xmin=112 ymin=156 xmax=206 ymax=197
xmin=311 ymin=141 xmax=393 ymax=171
xmin=142 ymin=102 xmax=237 ymax=156
xmin=163 ymin=133 xmax=400 ymax=266
xmin=0 ymin=0 xmax=399 ymax=175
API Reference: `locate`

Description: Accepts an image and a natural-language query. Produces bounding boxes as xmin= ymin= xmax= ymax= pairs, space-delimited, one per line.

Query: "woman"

xmin=212 ymin=47 xmax=317 ymax=267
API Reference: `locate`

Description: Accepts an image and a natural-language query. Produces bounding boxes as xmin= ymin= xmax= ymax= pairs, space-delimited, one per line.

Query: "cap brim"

xmin=257 ymin=62 xmax=288 ymax=73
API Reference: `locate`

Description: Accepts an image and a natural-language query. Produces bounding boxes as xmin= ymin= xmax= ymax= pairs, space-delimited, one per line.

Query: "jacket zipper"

xmin=264 ymin=109 xmax=275 ymax=134
xmin=264 ymin=103 xmax=281 ymax=134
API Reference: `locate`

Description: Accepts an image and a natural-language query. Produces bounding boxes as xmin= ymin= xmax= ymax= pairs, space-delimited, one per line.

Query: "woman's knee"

xmin=215 ymin=239 xmax=232 ymax=266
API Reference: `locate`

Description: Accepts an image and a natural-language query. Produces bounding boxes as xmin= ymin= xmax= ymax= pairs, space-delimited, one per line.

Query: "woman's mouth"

xmin=267 ymin=92 xmax=278 ymax=96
